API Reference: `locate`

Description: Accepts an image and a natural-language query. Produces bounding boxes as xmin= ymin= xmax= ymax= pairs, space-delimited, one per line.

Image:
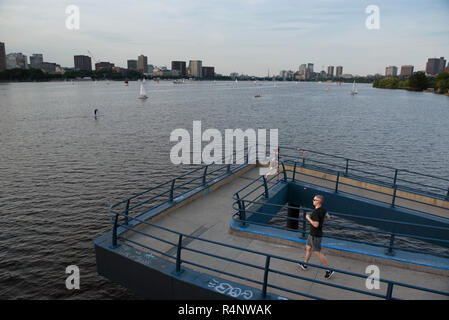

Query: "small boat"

xmin=125 ymin=79 xmax=128 ymax=86
xmin=173 ymin=79 xmax=184 ymax=84
xmin=138 ymin=81 xmax=148 ymax=100
xmin=326 ymin=84 xmax=330 ymax=91
xmin=350 ymin=80 xmax=358 ymax=95
xmin=254 ymin=95 xmax=262 ymax=98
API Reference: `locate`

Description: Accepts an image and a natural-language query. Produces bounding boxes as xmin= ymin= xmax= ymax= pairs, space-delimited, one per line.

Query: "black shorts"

xmin=306 ymin=235 xmax=322 ymax=252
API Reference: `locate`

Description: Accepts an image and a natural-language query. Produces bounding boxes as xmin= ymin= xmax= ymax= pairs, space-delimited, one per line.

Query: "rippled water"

xmin=0 ymin=80 xmax=448 ymax=299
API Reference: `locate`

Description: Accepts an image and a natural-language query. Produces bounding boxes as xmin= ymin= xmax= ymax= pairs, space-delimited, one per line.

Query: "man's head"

xmin=313 ymin=195 xmax=324 ymax=208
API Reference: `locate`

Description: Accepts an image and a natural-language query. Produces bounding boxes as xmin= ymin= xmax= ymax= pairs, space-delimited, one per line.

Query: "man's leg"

xmin=314 ymin=251 xmax=329 ymax=268
xmin=304 ymin=245 xmax=312 ymax=263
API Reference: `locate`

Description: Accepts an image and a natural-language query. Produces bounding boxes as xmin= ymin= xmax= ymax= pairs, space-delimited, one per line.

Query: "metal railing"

xmin=279 ymin=146 xmax=449 ymax=202
xmin=231 ymin=163 xmax=449 ymax=259
xmin=112 ymin=210 xmax=449 ymax=300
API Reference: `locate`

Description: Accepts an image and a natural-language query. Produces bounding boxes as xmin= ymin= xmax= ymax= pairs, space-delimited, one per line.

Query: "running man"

xmin=298 ymin=194 xmax=334 ymax=279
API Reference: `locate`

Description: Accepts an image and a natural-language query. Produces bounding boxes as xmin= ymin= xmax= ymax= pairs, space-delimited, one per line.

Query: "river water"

xmin=0 ymin=80 xmax=448 ymax=299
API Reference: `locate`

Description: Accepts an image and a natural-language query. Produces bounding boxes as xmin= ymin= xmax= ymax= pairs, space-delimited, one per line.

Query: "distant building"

xmin=385 ymin=66 xmax=398 ymax=77
xmin=6 ymin=53 xmax=28 ymax=69
xmin=307 ymin=63 xmax=314 ymax=73
xmin=189 ymin=60 xmax=202 ymax=78
xmin=426 ymin=57 xmax=446 ymax=75
xmin=30 ymin=54 xmax=43 ymax=69
xmin=336 ymin=66 xmax=343 ymax=77
xmin=0 ymin=42 xmax=6 ymax=71
xmin=400 ymin=65 xmax=414 ymax=77
xmin=230 ymin=72 xmax=239 ymax=79
xmin=202 ymin=66 xmax=215 ymax=79
xmin=341 ymin=74 xmax=353 ymax=79
xmin=41 ymin=62 xmax=57 ymax=73
xmin=95 ymin=62 xmax=115 ymax=71
xmin=137 ymin=55 xmax=148 ymax=73
xmin=74 ymin=55 xmax=92 ymax=71
xmin=299 ymin=64 xmax=307 ymax=75
xmin=171 ymin=61 xmax=187 ymax=76
xmin=127 ymin=59 xmax=137 ymax=71
xmin=327 ymin=66 xmax=334 ymax=78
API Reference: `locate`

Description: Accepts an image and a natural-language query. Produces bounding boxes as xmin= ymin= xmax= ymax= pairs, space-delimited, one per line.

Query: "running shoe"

xmin=324 ymin=270 xmax=334 ymax=279
xmin=298 ymin=263 xmax=308 ymax=270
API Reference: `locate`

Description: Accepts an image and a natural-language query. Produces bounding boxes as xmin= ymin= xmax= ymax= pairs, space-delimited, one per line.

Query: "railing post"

xmin=111 ymin=213 xmax=120 ymax=248
xmin=263 ymin=176 xmax=269 ymax=199
xmin=386 ymin=283 xmax=394 ymax=300
xmin=393 ymin=169 xmax=398 ymax=187
xmin=124 ymin=199 xmax=130 ymax=225
xmin=292 ymin=162 xmax=297 ymax=182
xmin=262 ymin=256 xmax=271 ymax=298
xmin=236 ymin=193 xmax=247 ymax=227
xmin=175 ymin=234 xmax=183 ymax=274
xmin=386 ymin=223 xmax=396 ymax=256
xmin=280 ymin=161 xmax=287 ymax=182
xmin=345 ymin=159 xmax=349 ymax=176
xmin=203 ymin=165 xmax=208 ymax=185
xmin=335 ymin=171 xmax=340 ymax=193
xmin=169 ymin=178 xmax=175 ymax=202
xmin=391 ymin=185 xmax=397 ymax=207
xmin=227 ymin=163 xmax=231 ymax=174
xmin=302 ymin=209 xmax=307 ymax=239
xmin=446 ymin=187 xmax=449 ymax=201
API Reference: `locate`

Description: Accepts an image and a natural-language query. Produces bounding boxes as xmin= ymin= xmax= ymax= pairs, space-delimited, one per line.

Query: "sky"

xmin=0 ymin=0 xmax=448 ymax=76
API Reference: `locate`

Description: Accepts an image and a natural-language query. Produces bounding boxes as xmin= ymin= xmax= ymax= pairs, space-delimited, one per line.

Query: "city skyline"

xmin=0 ymin=0 xmax=448 ymax=76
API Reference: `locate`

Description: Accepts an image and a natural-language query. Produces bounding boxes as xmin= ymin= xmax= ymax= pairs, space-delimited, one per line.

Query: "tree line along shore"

xmin=373 ymin=71 xmax=449 ymax=95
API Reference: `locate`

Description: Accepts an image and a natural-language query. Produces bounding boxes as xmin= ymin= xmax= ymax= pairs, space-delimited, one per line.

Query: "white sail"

xmin=138 ymin=81 xmax=148 ymax=99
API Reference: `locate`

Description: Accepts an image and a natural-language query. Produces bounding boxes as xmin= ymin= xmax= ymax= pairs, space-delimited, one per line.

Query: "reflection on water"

xmin=1 ymin=80 xmax=448 ymax=299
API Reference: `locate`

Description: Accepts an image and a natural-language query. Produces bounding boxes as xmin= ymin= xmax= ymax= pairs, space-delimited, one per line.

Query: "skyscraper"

xmin=202 ymin=66 xmax=215 ymax=79
xmin=400 ymin=65 xmax=414 ymax=77
xmin=307 ymin=63 xmax=314 ymax=73
xmin=30 ymin=54 xmax=43 ymax=69
xmin=299 ymin=64 xmax=307 ymax=75
xmin=6 ymin=53 xmax=28 ymax=69
xmin=189 ymin=60 xmax=202 ymax=78
xmin=336 ymin=66 xmax=343 ymax=77
xmin=74 ymin=55 xmax=92 ymax=71
xmin=426 ymin=57 xmax=446 ymax=75
xmin=138 ymin=55 xmax=148 ymax=73
xmin=127 ymin=60 xmax=137 ymax=70
xmin=0 ymin=42 xmax=6 ymax=71
xmin=172 ymin=61 xmax=186 ymax=76
xmin=385 ymin=66 xmax=398 ymax=77
xmin=327 ymin=66 xmax=334 ymax=78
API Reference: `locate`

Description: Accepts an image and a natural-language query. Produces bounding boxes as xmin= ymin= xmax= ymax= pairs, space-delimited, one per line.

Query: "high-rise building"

xmin=95 ymin=62 xmax=115 ymax=71
xmin=127 ymin=59 xmax=137 ymax=71
xmin=336 ymin=66 xmax=343 ymax=77
xmin=74 ymin=55 xmax=92 ymax=71
xmin=400 ymin=65 xmax=414 ymax=77
xmin=307 ymin=63 xmax=314 ymax=73
xmin=137 ymin=55 xmax=148 ymax=73
xmin=385 ymin=66 xmax=398 ymax=77
xmin=171 ymin=61 xmax=186 ymax=76
xmin=327 ymin=66 xmax=334 ymax=78
xmin=299 ymin=64 xmax=307 ymax=75
xmin=202 ymin=66 xmax=215 ymax=79
xmin=426 ymin=57 xmax=446 ymax=75
xmin=30 ymin=54 xmax=43 ymax=69
xmin=0 ymin=42 xmax=6 ymax=71
xmin=6 ymin=53 xmax=28 ymax=69
xmin=189 ymin=60 xmax=202 ymax=78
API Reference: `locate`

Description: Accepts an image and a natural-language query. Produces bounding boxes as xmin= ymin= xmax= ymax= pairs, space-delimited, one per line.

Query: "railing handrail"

xmin=279 ymin=145 xmax=449 ymax=183
xmin=112 ymin=209 xmax=449 ymax=300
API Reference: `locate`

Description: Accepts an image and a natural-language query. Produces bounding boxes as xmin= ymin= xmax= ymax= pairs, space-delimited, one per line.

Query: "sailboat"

xmin=350 ymin=80 xmax=358 ymax=95
xmin=326 ymin=84 xmax=330 ymax=91
xmin=138 ymin=80 xmax=148 ymax=99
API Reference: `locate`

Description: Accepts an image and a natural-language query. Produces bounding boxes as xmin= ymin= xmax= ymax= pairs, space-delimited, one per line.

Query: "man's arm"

xmin=306 ymin=213 xmax=319 ymax=228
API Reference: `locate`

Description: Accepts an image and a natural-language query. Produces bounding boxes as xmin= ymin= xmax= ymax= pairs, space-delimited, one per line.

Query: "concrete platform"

xmin=121 ymin=167 xmax=449 ymax=300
